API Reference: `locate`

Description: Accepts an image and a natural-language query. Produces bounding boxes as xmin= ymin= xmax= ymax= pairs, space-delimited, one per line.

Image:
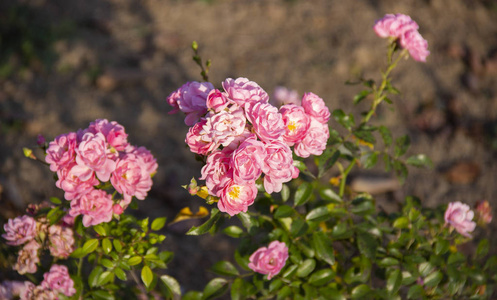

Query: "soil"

xmin=1 ymin=0 xmax=497 ymax=295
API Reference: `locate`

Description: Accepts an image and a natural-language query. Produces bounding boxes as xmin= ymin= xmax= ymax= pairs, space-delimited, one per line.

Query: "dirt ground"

xmin=1 ymin=0 xmax=497 ymax=294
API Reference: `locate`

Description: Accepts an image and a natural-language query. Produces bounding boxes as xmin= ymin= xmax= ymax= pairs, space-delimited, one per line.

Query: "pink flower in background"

xmin=203 ymin=107 xmax=247 ymax=148
xmin=185 ymin=118 xmax=216 ymax=155
xmin=294 ymin=118 xmax=329 ymax=158
xmin=218 ymin=180 xmax=258 ymax=216
xmin=87 ymin=119 xmax=129 ymax=152
xmin=41 ymin=264 xmax=76 ymax=297
xmin=444 ymin=201 xmax=476 ymax=237
xmin=14 ymin=240 xmax=40 ymax=275
xmin=21 ymin=282 xmax=57 ymax=300
xmin=201 ymin=148 xmax=233 ymax=196
xmin=73 ymin=132 xmax=116 ymax=182
xmin=272 ymin=86 xmax=300 ymax=106
xmin=69 ymin=189 xmax=113 ymax=227
xmin=301 ymin=92 xmax=330 ymax=124
xmin=0 ymin=280 xmax=28 ymax=299
xmin=48 ymin=225 xmax=75 ymax=259
xmin=373 ymin=13 xmax=418 ymax=39
xmin=45 ymin=132 xmax=78 ymax=172
xmin=56 ymin=163 xmax=99 ymax=201
xmin=206 ymin=89 xmax=230 ymax=112
xmin=245 ymin=102 xmax=285 ymax=142
xmin=263 ymin=140 xmax=298 ymax=194
xmin=248 ymin=241 xmax=289 ymax=279
xmin=222 ymin=77 xmax=269 ymax=106
xmin=230 ymin=136 xmax=266 ymax=183
xmin=279 ymin=104 xmax=311 ymax=146
xmin=475 ymin=200 xmax=492 ymax=225
xmin=2 ymin=215 xmax=37 ymax=246
xmin=111 ymin=153 xmax=153 ymax=202
xmin=400 ymin=29 xmax=430 ymax=62
xmin=170 ymin=81 xmax=214 ymax=126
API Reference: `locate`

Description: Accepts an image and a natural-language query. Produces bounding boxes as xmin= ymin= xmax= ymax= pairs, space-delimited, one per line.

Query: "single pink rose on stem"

xmin=475 ymin=200 xmax=492 ymax=225
xmin=444 ymin=201 xmax=476 ymax=237
xmin=73 ymin=132 xmax=116 ymax=182
xmin=2 ymin=215 xmax=37 ymax=246
xmin=14 ymin=240 xmax=41 ymax=275
xmin=41 ymin=264 xmax=76 ymax=297
xmin=69 ymin=189 xmax=114 ymax=227
xmin=301 ymin=92 xmax=330 ymax=124
xmin=230 ymin=136 xmax=267 ymax=184
xmin=201 ymin=148 xmax=234 ymax=197
xmin=400 ymin=29 xmax=430 ymax=62
xmin=218 ymin=180 xmax=258 ymax=216
xmin=45 ymin=132 xmax=78 ymax=172
xmin=263 ymin=140 xmax=298 ymax=194
xmin=248 ymin=241 xmax=289 ymax=280
xmin=245 ymin=102 xmax=285 ymax=142
xmin=279 ymin=104 xmax=311 ymax=146
xmin=222 ymin=77 xmax=269 ymax=106
xmin=373 ymin=13 xmax=419 ymax=39
xmin=294 ymin=118 xmax=329 ymax=158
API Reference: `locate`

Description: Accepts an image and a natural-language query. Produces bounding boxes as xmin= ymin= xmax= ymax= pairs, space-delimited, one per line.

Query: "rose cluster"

xmin=2 ymin=206 xmax=75 ymax=275
xmin=373 ymin=13 xmax=430 ymax=62
xmin=167 ymin=78 xmax=330 ymax=216
xmin=44 ymin=119 xmax=158 ymax=227
xmin=14 ymin=264 xmax=76 ymax=300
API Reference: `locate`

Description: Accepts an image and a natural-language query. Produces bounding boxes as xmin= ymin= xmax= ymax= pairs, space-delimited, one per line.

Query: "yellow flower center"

xmin=229 ymin=186 xmax=241 ymax=199
xmin=287 ymin=121 xmax=297 ymax=132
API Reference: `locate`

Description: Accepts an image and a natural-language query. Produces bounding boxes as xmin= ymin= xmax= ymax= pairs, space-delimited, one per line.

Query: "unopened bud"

xmin=23 ymin=148 xmax=36 ymax=160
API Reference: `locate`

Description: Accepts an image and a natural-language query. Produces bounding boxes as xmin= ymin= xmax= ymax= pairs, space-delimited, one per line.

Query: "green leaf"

xmin=306 ymin=206 xmax=331 ymax=222
xmin=362 ymin=151 xmax=378 ymax=169
xmin=353 ymin=90 xmax=372 ymax=105
xmin=312 ymin=231 xmax=335 ymax=265
xmin=350 ymin=284 xmax=371 ymax=299
xmin=386 ymin=269 xmax=402 ymax=294
xmin=424 ymin=270 xmax=443 ymax=288
xmin=223 ymin=226 xmax=244 ymax=238
xmin=141 ymin=265 xmax=153 ymax=289
xmin=187 ymin=208 xmax=221 ymax=235
xmin=128 ymin=256 xmax=143 ymax=266
xmin=237 ymin=212 xmax=258 ymax=232
xmin=357 ymin=232 xmax=377 ymax=260
xmin=202 ymin=278 xmax=229 ymax=300
xmin=392 ymin=216 xmax=409 ymax=229
xmin=49 ymin=197 xmax=61 ymax=205
xmin=394 ymin=160 xmax=408 ymax=184
xmin=91 ymin=290 xmax=115 ymax=300
xmin=476 ymin=238 xmax=489 ymax=258
xmin=161 ymin=275 xmax=182 ymax=297
xmin=274 ymin=205 xmax=295 ymax=219
xmin=211 ymin=261 xmax=239 ymax=277
xmin=407 ymin=285 xmax=424 ymax=299
xmin=394 ymin=135 xmax=410 ymax=157
xmin=448 ymin=252 xmax=466 ymax=266
xmin=70 ymin=248 xmax=87 ymax=259
xmin=418 ymin=262 xmax=434 ymax=277
xmin=378 ymin=126 xmax=392 ymax=147
xmin=183 ymin=291 xmax=203 ymax=300
xmin=290 ymin=218 xmax=309 ymax=237
xmin=319 ymin=188 xmax=342 ymax=203
xmin=98 ymin=271 xmax=114 ymax=286
xmin=378 ymin=257 xmax=399 ymax=267
xmin=230 ymin=278 xmax=244 ymax=300
xmin=89 ymin=266 xmax=103 ymax=288
xmin=282 ymin=264 xmax=298 ymax=278
xmin=318 ymin=149 xmax=340 ymax=177
xmin=277 ymin=286 xmax=292 ymax=300
xmin=294 ymin=182 xmax=312 ymax=206
xmin=296 ymin=259 xmax=316 ymax=277
xmin=114 ymin=267 xmax=127 ymax=281
xmin=350 ymin=197 xmax=375 ymax=216
xmin=332 ymin=109 xmax=355 ymax=130
xmin=82 ymin=239 xmax=99 ymax=255
xmin=113 ymin=240 xmax=123 ymax=253
xmin=102 ymin=238 xmax=112 ymax=255
xmin=434 ymin=240 xmax=450 ymax=255
xmin=406 ymin=154 xmax=433 ymax=168
xmin=281 ymin=184 xmax=290 ymax=202
xmin=353 ymin=126 xmax=376 ymax=144
xmin=93 ymin=224 xmax=107 ymax=236
xmin=309 ymin=269 xmax=335 ymax=286
xmin=101 ymin=258 xmax=114 ymax=269
xmin=151 ymin=217 xmax=167 ymax=231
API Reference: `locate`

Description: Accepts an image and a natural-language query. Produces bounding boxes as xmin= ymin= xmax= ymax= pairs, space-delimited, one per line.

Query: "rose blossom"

xmin=475 ymin=200 xmax=492 ymax=225
xmin=248 ymin=241 xmax=289 ymax=279
xmin=56 ymin=163 xmax=99 ymax=201
xmin=400 ymin=29 xmax=430 ymax=62
xmin=2 ymin=215 xmax=37 ymax=246
xmin=230 ymin=136 xmax=266 ymax=184
xmin=222 ymin=77 xmax=269 ymax=106
xmin=185 ymin=118 xmax=216 ymax=155
xmin=45 ymin=132 xmax=78 ymax=172
xmin=41 ymin=264 xmax=76 ymax=297
xmin=203 ymin=106 xmax=247 ymax=148
xmin=294 ymin=118 xmax=329 ymax=158
xmin=206 ymin=89 xmax=230 ymax=112
xmin=0 ymin=280 xmax=27 ymax=299
xmin=14 ymin=240 xmax=41 ymax=275
xmin=279 ymin=104 xmax=311 ymax=146
xmin=111 ymin=153 xmax=153 ymax=202
xmin=201 ymin=148 xmax=233 ymax=196
xmin=131 ymin=146 xmax=158 ymax=175
xmin=166 ymin=88 xmax=181 ymax=114
xmin=245 ymin=102 xmax=285 ymax=142
xmin=48 ymin=225 xmax=75 ymax=259
xmin=444 ymin=201 xmax=476 ymax=237
xmin=86 ymin=119 xmax=129 ymax=152
xmin=20 ymin=282 xmax=57 ymax=300
xmin=272 ymin=86 xmax=300 ymax=106
xmin=263 ymin=140 xmax=299 ymax=194
xmin=69 ymin=189 xmax=114 ymax=227
xmin=218 ymin=180 xmax=258 ymax=216
xmin=301 ymin=92 xmax=330 ymax=124
xmin=167 ymin=81 xmax=214 ymax=126
xmin=72 ymin=132 xmax=116 ymax=182
xmin=373 ymin=13 xmax=419 ymax=39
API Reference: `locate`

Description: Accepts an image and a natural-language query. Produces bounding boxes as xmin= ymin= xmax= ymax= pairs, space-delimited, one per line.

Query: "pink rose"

xmin=56 ymin=163 xmax=99 ymax=201
xmin=86 ymin=119 xmax=129 ymax=152
xmin=301 ymin=92 xmax=330 ymax=124
xmin=73 ymin=132 xmax=116 ymax=182
xmin=113 ymin=204 xmax=124 ymax=215
xmin=45 ymin=132 xmax=78 ymax=172
xmin=170 ymin=81 xmax=214 ymax=126
xmin=263 ymin=140 xmax=299 ymax=194
xmin=279 ymin=104 xmax=311 ymax=146
xmin=0 ymin=280 xmax=29 ymax=299
xmin=185 ymin=118 xmax=216 ymax=155
xmin=201 ymin=148 xmax=234 ymax=196
xmin=475 ymin=200 xmax=492 ymax=225
xmin=444 ymin=201 xmax=476 ymax=237
xmin=206 ymin=89 xmax=230 ymax=112
xmin=272 ymin=86 xmax=300 ymax=106
xmin=20 ymin=282 xmax=57 ymax=300
xmin=218 ymin=180 xmax=258 ymax=216
xmin=41 ymin=264 xmax=76 ymax=297
xmin=48 ymin=225 xmax=75 ymax=259
xmin=203 ymin=107 xmax=247 ymax=148
xmin=166 ymin=88 xmax=181 ymax=114
xmin=222 ymin=77 xmax=269 ymax=106
xmin=131 ymin=146 xmax=158 ymax=175
xmin=400 ymin=29 xmax=430 ymax=62
xmin=110 ymin=153 xmax=153 ymax=202
xmin=248 ymin=241 xmax=289 ymax=280
xmin=14 ymin=240 xmax=40 ymax=275
xmin=69 ymin=189 xmax=114 ymax=227
xmin=2 ymin=215 xmax=37 ymax=246
xmin=230 ymin=136 xmax=266 ymax=183
xmin=245 ymin=102 xmax=285 ymax=142
xmin=373 ymin=14 xmax=419 ymax=39
xmin=294 ymin=118 xmax=329 ymax=158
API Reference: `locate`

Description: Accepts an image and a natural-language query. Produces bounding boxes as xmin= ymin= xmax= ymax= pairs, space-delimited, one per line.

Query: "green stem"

xmin=339 ymin=159 xmax=356 ymax=198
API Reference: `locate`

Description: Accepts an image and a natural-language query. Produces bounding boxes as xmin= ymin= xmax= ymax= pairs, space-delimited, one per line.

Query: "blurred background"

xmin=1 ymin=0 xmax=497 ymax=293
